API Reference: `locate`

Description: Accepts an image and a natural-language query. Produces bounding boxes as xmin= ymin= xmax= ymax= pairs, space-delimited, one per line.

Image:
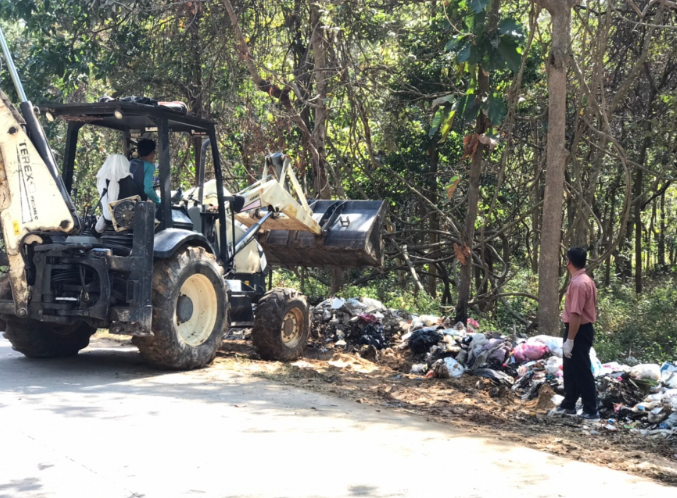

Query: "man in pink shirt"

xmin=555 ymin=247 xmax=599 ymax=421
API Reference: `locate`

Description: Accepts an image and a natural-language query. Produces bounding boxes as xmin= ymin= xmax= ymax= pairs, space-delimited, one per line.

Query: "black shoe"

xmin=554 ymin=406 xmax=577 ymax=416
xmin=579 ymin=411 xmax=600 ymax=421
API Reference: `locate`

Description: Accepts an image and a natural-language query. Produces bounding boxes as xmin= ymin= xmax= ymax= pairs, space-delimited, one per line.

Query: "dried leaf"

xmin=446 ymin=176 xmax=461 ymax=199
xmin=478 ymin=134 xmax=498 ymax=150
xmin=454 ymin=243 xmax=471 ymax=265
xmin=462 ymin=133 xmax=480 ymax=160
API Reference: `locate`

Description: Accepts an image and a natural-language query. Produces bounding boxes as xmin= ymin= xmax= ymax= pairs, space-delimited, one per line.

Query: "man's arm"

xmin=143 ymin=163 xmax=161 ymax=204
xmin=567 ymin=312 xmax=581 ymax=341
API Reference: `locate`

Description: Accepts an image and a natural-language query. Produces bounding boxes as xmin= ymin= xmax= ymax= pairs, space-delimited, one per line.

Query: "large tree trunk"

xmin=535 ymin=0 xmax=577 ymax=336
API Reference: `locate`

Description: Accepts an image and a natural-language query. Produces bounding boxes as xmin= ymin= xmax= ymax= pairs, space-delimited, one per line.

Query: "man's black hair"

xmin=137 ymin=139 xmax=156 ymax=158
xmin=567 ymin=247 xmax=587 ymax=269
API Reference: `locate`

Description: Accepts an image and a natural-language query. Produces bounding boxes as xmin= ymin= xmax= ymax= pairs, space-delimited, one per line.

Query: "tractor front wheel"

xmin=3 ymin=319 xmax=95 ymax=358
xmin=0 ymin=275 xmax=95 ymax=358
xmin=133 ymin=246 xmax=227 ymax=370
xmin=251 ymin=288 xmax=310 ymax=361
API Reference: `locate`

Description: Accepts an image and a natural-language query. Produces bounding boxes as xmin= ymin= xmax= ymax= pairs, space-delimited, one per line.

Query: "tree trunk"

xmin=427 ymin=142 xmax=439 ymax=297
xmin=531 ymin=143 xmax=541 ymax=274
xmin=659 ymin=191 xmax=666 ymax=269
xmin=535 ymin=0 xmax=575 ymax=337
xmin=309 ymin=3 xmax=332 ymax=201
xmin=455 ymin=0 xmax=499 ymax=324
xmin=634 ymin=166 xmax=645 ymax=294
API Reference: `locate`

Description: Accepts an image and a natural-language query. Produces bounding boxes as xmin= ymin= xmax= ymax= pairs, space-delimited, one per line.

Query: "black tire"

xmin=0 ymin=274 xmax=95 ymax=358
xmin=133 ymin=246 xmax=227 ymax=370
xmin=252 ymin=288 xmax=310 ymax=361
xmin=3 ymin=319 xmax=95 ymax=358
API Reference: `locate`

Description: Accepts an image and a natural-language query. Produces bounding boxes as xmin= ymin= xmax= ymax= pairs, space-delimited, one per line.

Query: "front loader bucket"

xmin=259 ymin=200 xmax=387 ymax=268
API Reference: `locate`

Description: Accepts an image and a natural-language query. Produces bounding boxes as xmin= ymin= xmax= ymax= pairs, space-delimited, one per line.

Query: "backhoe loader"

xmin=0 ymin=27 xmax=386 ymax=369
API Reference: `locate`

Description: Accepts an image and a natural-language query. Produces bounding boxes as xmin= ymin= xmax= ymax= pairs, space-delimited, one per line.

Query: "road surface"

xmin=0 ymin=337 xmax=673 ymax=498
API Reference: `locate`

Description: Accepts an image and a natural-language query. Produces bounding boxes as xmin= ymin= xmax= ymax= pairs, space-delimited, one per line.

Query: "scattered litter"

xmin=552 ymin=394 xmax=564 ymax=406
xmin=410 ymin=363 xmax=427 ymax=375
xmin=331 ymin=297 xmax=346 ymax=309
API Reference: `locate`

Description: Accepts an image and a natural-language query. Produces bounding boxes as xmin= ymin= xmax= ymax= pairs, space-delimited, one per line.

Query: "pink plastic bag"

xmin=512 ymin=342 xmax=548 ymax=363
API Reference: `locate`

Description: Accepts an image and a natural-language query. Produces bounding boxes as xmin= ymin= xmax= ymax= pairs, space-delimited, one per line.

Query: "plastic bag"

xmin=513 ymin=342 xmax=548 ymax=363
xmin=517 ymin=361 xmax=537 ymax=377
xmin=408 ymin=329 xmax=443 ymax=354
xmin=591 ymin=357 xmax=604 ymax=378
xmin=630 ymin=364 xmax=661 ymax=381
xmin=410 ymin=363 xmax=427 ymax=375
xmin=330 ymin=298 xmax=345 ymax=309
xmin=444 ymin=357 xmax=465 ymax=378
xmin=545 ymin=356 xmax=563 ymax=376
xmin=360 ymin=297 xmax=385 ymax=311
xmin=660 ymin=362 xmax=677 ymax=388
xmin=529 ymin=335 xmax=563 ymax=357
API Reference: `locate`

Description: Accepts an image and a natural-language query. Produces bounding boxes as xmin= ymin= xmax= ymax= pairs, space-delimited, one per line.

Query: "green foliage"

xmin=595 ymin=278 xmax=677 ymax=363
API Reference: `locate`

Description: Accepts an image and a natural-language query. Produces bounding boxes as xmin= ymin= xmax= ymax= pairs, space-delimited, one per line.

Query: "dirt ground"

xmin=214 ymin=339 xmax=677 ymax=486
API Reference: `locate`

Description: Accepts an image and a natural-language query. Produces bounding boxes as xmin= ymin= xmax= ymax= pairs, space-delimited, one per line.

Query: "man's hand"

xmin=563 ymin=339 xmax=574 ymax=358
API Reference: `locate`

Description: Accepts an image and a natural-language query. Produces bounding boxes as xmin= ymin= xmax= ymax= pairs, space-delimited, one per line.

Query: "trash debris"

xmin=430 ymin=357 xmax=465 ymax=379
xmin=529 ymin=335 xmax=563 ymax=357
xmin=660 ymin=362 xmax=677 ymax=388
xmin=410 ymin=363 xmax=428 ymax=375
xmin=471 ymin=368 xmax=514 ymax=386
xmin=630 ymin=364 xmax=662 ymax=382
xmin=408 ymin=329 xmax=443 ymax=354
xmin=512 ymin=341 xmax=548 ymax=363
xmin=308 ymin=294 xmax=677 ymax=445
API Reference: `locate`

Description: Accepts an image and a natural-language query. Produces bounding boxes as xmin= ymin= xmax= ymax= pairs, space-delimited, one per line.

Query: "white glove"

xmin=563 ymin=339 xmax=574 ymax=358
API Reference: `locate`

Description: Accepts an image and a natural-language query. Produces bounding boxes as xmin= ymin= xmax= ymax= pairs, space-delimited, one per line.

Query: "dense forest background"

xmin=2 ymin=0 xmax=677 ymax=363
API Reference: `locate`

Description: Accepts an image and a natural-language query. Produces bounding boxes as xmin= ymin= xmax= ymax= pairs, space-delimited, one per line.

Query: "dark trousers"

xmin=561 ymin=323 xmax=598 ymax=415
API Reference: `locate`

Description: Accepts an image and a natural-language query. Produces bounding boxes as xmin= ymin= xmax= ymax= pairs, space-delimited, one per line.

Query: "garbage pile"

xmin=311 ymin=300 xmax=677 ymax=439
xmin=311 ymin=297 xmax=411 ymax=357
xmin=403 ymin=318 xmax=677 ymax=437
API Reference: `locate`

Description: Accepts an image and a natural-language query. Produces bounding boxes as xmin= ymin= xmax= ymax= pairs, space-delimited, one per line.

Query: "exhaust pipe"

xmin=0 ymin=25 xmax=80 ymax=228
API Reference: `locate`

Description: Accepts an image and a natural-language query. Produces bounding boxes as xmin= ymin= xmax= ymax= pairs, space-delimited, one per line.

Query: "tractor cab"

xmin=43 ymin=100 xmax=231 ymax=263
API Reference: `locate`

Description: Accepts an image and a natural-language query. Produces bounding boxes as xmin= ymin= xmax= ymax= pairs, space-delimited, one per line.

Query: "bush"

xmin=595 ymin=278 xmax=677 ymax=363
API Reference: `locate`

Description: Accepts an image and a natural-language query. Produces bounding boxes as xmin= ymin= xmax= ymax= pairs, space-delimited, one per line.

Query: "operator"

xmin=555 ymin=247 xmax=600 ymax=421
xmin=129 ymin=139 xmax=161 ymax=205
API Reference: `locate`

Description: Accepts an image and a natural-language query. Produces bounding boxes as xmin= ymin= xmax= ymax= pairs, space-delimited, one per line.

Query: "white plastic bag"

xmin=545 ymin=356 xmax=563 ymax=376
xmin=444 ymin=357 xmax=465 ymax=378
xmin=330 ymin=298 xmax=345 ymax=309
xmin=630 ymin=364 xmax=661 ymax=382
xmin=360 ymin=297 xmax=385 ymax=311
xmin=410 ymin=363 xmax=427 ymax=375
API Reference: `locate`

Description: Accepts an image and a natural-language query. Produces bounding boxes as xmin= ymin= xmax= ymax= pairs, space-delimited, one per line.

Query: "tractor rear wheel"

xmin=133 ymin=246 xmax=227 ymax=370
xmin=251 ymin=288 xmax=310 ymax=361
xmin=0 ymin=274 xmax=95 ymax=358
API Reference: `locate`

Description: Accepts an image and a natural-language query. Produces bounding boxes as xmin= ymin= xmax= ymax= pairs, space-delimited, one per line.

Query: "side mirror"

xmin=229 ymin=195 xmax=246 ymax=214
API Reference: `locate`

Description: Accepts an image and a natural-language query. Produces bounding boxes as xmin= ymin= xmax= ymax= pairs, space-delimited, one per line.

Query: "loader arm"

xmin=0 ymin=91 xmax=77 ymax=315
xmin=234 ymin=156 xmax=322 ymax=235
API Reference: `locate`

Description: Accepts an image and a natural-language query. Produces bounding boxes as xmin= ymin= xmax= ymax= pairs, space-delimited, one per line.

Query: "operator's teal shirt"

xmin=141 ymin=160 xmax=161 ymax=204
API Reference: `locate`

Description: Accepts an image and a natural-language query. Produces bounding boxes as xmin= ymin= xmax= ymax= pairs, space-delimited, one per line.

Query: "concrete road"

xmin=0 ymin=337 xmax=673 ymax=498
